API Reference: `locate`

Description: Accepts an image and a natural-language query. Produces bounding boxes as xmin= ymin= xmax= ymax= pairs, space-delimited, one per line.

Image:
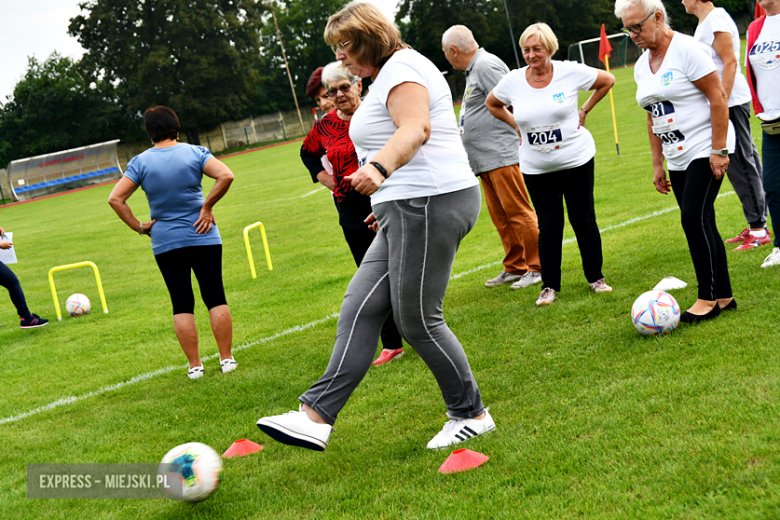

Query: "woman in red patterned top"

xmin=300 ymin=62 xmax=403 ymax=366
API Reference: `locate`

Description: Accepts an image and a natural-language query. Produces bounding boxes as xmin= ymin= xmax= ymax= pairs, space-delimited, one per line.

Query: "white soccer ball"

xmin=65 ymin=293 xmax=91 ymax=316
xmin=631 ymin=290 xmax=680 ymax=336
xmin=159 ymin=442 xmax=222 ymax=503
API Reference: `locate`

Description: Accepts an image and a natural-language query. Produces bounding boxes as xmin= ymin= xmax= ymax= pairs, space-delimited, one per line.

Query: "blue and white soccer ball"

xmin=159 ymin=442 xmax=222 ymax=503
xmin=631 ymin=290 xmax=680 ymax=336
xmin=65 ymin=293 xmax=91 ymax=317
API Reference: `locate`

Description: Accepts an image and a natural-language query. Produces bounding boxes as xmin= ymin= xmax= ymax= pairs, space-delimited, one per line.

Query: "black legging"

xmin=154 ymin=244 xmax=227 ymax=315
xmin=523 ymin=158 xmax=604 ymax=292
xmin=0 ymin=261 xmax=30 ymax=318
xmin=669 ymin=157 xmax=732 ymax=301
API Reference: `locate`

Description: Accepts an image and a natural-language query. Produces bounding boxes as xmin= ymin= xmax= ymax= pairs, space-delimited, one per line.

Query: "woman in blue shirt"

xmin=108 ymin=106 xmax=235 ymax=379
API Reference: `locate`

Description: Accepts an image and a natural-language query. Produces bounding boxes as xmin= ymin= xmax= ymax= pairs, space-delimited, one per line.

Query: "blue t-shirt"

xmin=124 ymin=144 xmax=221 ymax=255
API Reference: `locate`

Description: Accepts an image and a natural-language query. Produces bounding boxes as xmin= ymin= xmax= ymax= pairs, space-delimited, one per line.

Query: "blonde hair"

xmin=324 ymin=1 xmax=409 ymax=69
xmin=518 ymin=23 xmax=559 ymax=56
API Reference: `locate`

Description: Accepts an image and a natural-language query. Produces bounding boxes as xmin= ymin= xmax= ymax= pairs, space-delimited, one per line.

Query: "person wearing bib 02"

xmin=486 ymin=22 xmax=616 ymax=307
xmin=615 ymin=0 xmax=736 ymax=323
xmin=256 ymin=2 xmax=494 ymax=452
xmin=746 ymin=0 xmax=780 ymax=268
xmin=683 ymin=0 xmax=769 ymax=252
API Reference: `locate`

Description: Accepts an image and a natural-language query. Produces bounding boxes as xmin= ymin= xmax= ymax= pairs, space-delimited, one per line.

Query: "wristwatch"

xmin=711 ymin=148 xmax=729 ymax=156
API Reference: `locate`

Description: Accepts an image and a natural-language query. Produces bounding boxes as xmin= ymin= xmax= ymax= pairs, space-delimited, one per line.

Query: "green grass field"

xmin=2 ymin=63 xmax=779 ymax=520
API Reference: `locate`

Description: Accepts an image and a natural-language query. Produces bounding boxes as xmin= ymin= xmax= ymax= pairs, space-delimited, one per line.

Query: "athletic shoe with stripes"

xmin=187 ymin=365 xmax=204 ymax=379
xmin=220 ymin=357 xmax=238 ymax=373
xmin=733 ymin=232 xmax=771 ymax=251
xmin=257 ymin=407 xmax=333 ymax=451
xmin=426 ymin=409 xmax=496 ymax=450
xmin=20 ymin=314 xmax=48 ymax=329
xmin=725 ymin=227 xmax=750 ymax=244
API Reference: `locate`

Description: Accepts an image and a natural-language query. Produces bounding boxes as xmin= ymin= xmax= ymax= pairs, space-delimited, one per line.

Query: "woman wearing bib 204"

xmin=615 ymin=0 xmax=736 ymax=322
xmin=257 ymin=1 xmax=495 ymax=452
xmin=486 ymin=23 xmax=616 ymax=307
xmin=747 ymin=0 xmax=780 ymax=268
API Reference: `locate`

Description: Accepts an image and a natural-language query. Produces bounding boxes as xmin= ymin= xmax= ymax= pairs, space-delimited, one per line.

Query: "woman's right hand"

xmin=364 ymin=212 xmax=379 ymax=233
xmin=0 ymin=240 xmax=12 ymax=250
xmin=140 ymin=219 xmax=157 ymax=236
xmin=653 ymin=167 xmax=671 ymax=195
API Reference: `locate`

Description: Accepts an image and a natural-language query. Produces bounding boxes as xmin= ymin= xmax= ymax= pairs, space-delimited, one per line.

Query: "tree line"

xmin=0 ymin=0 xmax=755 ymax=169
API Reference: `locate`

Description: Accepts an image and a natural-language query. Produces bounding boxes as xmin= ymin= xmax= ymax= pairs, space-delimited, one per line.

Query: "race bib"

xmin=459 ymin=87 xmax=471 ymax=134
xmin=526 ymin=123 xmax=563 ymax=153
xmin=749 ymin=39 xmax=780 ymax=71
xmin=642 ymin=96 xmax=686 ymax=154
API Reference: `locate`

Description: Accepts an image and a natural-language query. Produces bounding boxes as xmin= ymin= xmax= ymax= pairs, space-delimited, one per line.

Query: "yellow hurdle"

xmin=243 ymin=222 xmax=273 ymax=279
xmin=48 ymin=261 xmax=109 ymax=321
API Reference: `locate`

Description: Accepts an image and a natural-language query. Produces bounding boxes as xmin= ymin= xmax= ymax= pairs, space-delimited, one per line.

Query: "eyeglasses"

xmin=621 ymin=12 xmax=655 ymax=35
xmin=331 ymin=40 xmax=352 ymax=54
xmin=325 ymin=79 xmax=357 ymax=98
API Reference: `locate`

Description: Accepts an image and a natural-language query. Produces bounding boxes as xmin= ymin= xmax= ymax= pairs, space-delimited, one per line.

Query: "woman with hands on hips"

xmin=615 ymin=0 xmax=735 ymax=323
xmin=108 ymin=106 xmax=236 ymax=378
xmin=485 ymin=22 xmax=615 ymax=307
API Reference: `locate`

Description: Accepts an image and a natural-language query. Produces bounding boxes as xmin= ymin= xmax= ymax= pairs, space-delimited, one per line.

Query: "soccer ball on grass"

xmin=159 ymin=442 xmax=222 ymax=503
xmin=65 ymin=293 xmax=91 ymax=316
xmin=631 ymin=290 xmax=680 ymax=336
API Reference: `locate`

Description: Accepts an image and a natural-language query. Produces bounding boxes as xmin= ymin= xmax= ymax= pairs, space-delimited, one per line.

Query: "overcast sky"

xmin=0 ymin=0 xmax=400 ymax=102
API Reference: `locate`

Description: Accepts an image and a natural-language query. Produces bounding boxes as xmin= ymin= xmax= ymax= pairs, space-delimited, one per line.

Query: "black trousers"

xmin=341 ymin=224 xmax=402 ymax=351
xmin=669 ymin=157 xmax=732 ymax=301
xmin=0 ymin=261 xmax=30 ymax=318
xmin=154 ymin=245 xmax=228 ymax=315
xmin=523 ymin=158 xmax=604 ymax=292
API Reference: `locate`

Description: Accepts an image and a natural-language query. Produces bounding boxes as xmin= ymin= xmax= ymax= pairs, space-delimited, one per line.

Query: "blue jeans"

xmin=763 ymin=131 xmax=780 ymax=247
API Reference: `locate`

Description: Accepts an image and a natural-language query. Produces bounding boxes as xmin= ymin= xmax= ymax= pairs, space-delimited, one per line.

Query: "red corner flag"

xmin=598 ymin=24 xmax=612 ymax=65
xmin=756 ymin=3 xmax=766 ymax=18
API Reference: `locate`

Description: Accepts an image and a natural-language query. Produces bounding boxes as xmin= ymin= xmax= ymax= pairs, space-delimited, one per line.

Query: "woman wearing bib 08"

xmin=746 ymin=0 xmax=780 ymax=268
xmin=615 ymin=0 xmax=736 ymax=322
xmin=486 ymin=23 xmax=616 ymax=307
xmin=256 ymin=1 xmax=494 ymax=452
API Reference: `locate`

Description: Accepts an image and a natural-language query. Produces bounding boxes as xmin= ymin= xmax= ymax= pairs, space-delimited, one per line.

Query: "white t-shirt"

xmin=350 ymin=49 xmax=477 ymax=205
xmin=491 ymin=60 xmax=598 ymax=175
xmin=748 ymin=13 xmax=780 ymax=119
xmin=694 ymin=7 xmax=751 ymax=107
xmin=635 ymin=32 xmax=735 ymax=171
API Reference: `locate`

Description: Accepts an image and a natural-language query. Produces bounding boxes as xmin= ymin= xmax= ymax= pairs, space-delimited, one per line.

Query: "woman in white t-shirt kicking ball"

xmin=256 ymin=1 xmax=495 ymax=452
xmin=486 ymin=23 xmax=616 ymax=307
xmin=684 ymin=0 xmax=770 ymax=252
xmin=615 ymin=0 xmax=736 ymax=323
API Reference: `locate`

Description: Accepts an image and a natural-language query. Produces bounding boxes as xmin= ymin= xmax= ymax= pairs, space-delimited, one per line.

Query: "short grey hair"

xmin=442 ymin=25 xmax=479 ymax=53
xmin=321 ymin=61 xmax=360 ymax=89
xmin=614 ymin=0 xmax=671 ymax=29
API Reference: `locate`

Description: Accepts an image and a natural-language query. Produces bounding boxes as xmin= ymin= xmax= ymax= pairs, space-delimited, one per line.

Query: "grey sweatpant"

xmin=728 ymin=102 xmax=767 ymax=228
xmin=300 ymin=186 xmax=485 ymax=425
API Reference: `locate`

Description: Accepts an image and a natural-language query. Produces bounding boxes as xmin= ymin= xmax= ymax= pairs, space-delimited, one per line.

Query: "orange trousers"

xmin=479 ymin=164 xmax=541 ymax=275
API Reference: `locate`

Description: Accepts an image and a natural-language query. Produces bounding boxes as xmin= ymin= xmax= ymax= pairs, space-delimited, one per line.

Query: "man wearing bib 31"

xmin=485 ymin=23 xmax=615 ymax=307
xmin=746 ymin=0 xmax=780 ymax=268
xmin=615 ymin=0 xmax=736 ymax=322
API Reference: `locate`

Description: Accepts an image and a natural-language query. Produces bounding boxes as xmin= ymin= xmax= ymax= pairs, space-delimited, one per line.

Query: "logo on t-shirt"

xmin=749 ymin=40 xmax=780 ymax=71
xmin=662 ymin=72 xmax=673 ymax=86
xmin=553 ymin=93 xmax=565 ymax=103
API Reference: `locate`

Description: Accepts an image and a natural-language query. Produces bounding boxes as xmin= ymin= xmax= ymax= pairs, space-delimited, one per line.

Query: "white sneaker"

xmin=511 ymin=271 xmax=542 ymax=289
xmin=761 ymin=247 xmax=780 ymax=268
xmin=536 ymin=287 xmax=557 ymax=306
xmin=485 ymin=271 xmax=522 ymax=287
xmin=589 ymin=278 xmax=613 ymax=293
xmin=427 ymin=409 xmax=496 ymax=450
xmin=257 ymin=407 xmax=333 ymax=451
xmin=220 ymin=357 xmax=238 ymax=373
xmin=187 ymin=365 xmax=204 ymax=379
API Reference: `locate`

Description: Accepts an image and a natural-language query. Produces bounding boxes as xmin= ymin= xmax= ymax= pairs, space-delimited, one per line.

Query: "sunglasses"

xmin=621 ymin=12 xmax=655 ymax=35
xmin=331 ymin=40 xmax=352 ymax=54
xmin=325 ymin=79 xmax=358 ymax=98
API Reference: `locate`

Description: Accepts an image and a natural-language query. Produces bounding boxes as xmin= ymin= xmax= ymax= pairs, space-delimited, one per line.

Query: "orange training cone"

xmin=438 ymin=448 xmax=489 ymax=474
xmin=223 ymin=439 xmax=263 ymax=458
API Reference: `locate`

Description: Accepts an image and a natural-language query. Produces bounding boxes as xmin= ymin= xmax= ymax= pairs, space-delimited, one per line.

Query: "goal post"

xmin=567 ymin=32 xmax=643 ymax=69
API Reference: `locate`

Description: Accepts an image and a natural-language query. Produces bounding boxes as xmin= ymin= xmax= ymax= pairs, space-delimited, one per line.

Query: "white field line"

xmin=0 ymin=193 xmax=735 ymax=426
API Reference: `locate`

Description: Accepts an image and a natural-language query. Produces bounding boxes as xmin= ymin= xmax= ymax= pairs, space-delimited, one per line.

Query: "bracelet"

xmin=138 ymin=223 xmax=145 ymax=235
xmin=580 ymin=107 xmax=589 ymax=114
xmin=370 ymin=161 xmax=389 ymax=179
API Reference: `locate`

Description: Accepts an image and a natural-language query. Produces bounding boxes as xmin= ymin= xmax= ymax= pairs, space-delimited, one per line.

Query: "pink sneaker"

xmin=733 ymin=232 xmax=771 ymax=251
xmin=726 ymin=227 xmax=750 ymax=244
xmin=372 ymin=348 xmax=404 ymax=366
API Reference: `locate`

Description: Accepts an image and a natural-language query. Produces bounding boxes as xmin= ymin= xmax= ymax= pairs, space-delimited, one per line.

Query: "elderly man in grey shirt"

xmin=443 ymin=25 xmax=541 ymax=289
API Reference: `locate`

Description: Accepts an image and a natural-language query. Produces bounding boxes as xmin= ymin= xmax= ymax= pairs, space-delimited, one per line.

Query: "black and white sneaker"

xmin=187 ymin=365 xmax=204 ymax=379
xmin=426 ymin=409 xmax=496 ymax=450
xmin=20 ymin=314 xmax=49 ymax=329
xmin=257 ymin=407 xmax=333 ymax=451
xmin=220 ymin=357 xmax=238 ymax=373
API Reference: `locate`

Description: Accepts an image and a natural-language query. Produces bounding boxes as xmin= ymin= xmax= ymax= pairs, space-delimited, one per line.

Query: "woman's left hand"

xmin=0 ymin=240 xmax=12 ymax=250
xmin=710 ymin=154 xmax=729 ymax=180
xmin=578 ymin=108 xmax=588 ymax=129
xmin=346 ymin=164 xmax=385 ymax=196
xmin=195 ymin=206 xmax=216 ymax=234
xmin=364 ymin=212 xmax=379 ymax=233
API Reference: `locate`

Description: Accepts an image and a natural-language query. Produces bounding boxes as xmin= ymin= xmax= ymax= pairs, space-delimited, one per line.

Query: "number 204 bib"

xmin=641 ymin=95 xmax=686 ymax=154
xmin=526 ymin=123 xmax=563 ymax=153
